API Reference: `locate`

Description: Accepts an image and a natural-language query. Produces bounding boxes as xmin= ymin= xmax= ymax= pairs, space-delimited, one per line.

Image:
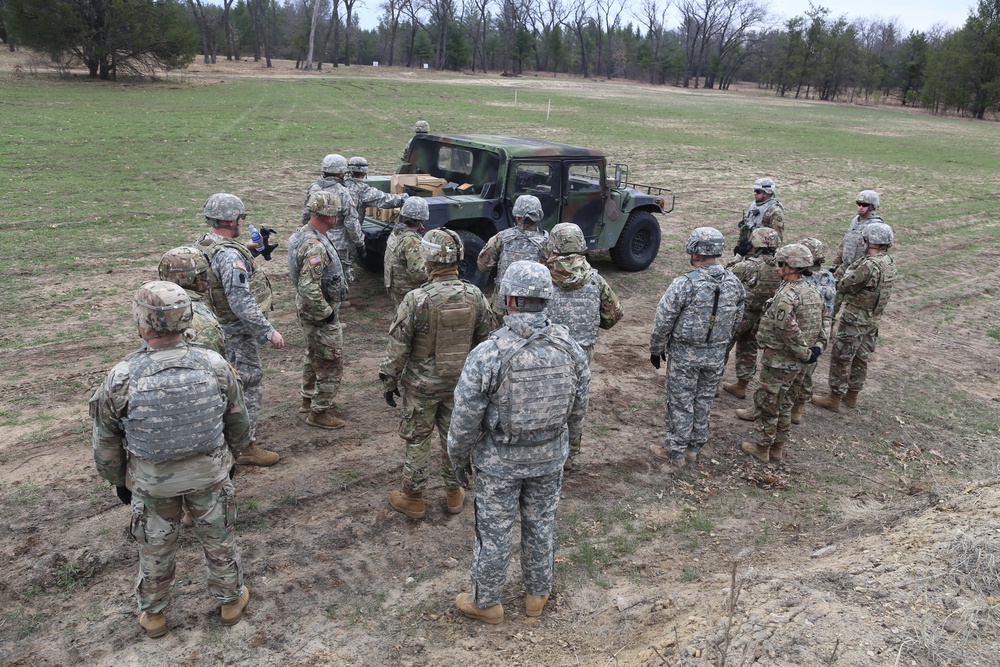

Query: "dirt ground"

xmin=2 ymin=55 xmax=999 ymax=667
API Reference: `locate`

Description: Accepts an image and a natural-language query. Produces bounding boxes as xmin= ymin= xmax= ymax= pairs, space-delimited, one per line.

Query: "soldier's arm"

xmin=212 ymin=248 xmax=276 ymax=343
xmin=363 ymin=184 xmax=406 ymax=209
xmin=597 ymin=274 xmax=624 ymax=330
xmin=403 ymin=238 xmax=429 ymax=285
xmin=764 ymin=205 xmax=784 ymax=241
xmin=446 ymin=342 xmax=496 ymax=470
xmin=773 ymin=294 xmax=811 ymax=361
xmin=341 ymin=191 xmax=364 ymax=247
xmin=649 ymin=279 xmax=685 ymax=356
xmin=90 ymin=364 xmax=130 ymax=487
xmin=730 ymin=279 xmax=747 ymax=339
xmin=477 ymin=234 xmax=502 ymax=272
xmin=471 ymin=289 xmax=493 ymax=345
xmin=836 ymin=260 xmax=873 ymax=295
xmin=566 ymin=342 xmax=592 ymax=446
xmin=216 ymin=358 xmax=251 ymax=455
xmin=379 ymin=293 xmax=420 ymax=391
xmin=297 ymin=242 xmax=335 ymax=321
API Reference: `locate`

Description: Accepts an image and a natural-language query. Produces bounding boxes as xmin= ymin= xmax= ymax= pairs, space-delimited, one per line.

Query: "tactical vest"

xmin=491 ymin=327 xmax=576 ymax=464
xmin=121 ymin=348 xmax=226 ymax=462
xmin=670 ymin=269 xmax=743 ymax=348
xmin=546 ymin=271 xmax=601 ymax=347
xmin=409 ymin=280 xmax=478 ymax=379
xmin=384 ymin=226 xmax=421 ymax=291
xmin=757 ymin=281 xmax=824 ymax=352
xmin=805 ymin=270 xmax=837 ymax=317
xmin=196 ymin=235 xmax=273 ymax=323
xmin=738 ymin=198 xmax=782 ymax=246
xmin=288 ymin=225 xmax=348 ymax=303
xmin=840 ymin=215 xmax=883 ymax=267
xmin=842 ymin=254 xmax=897 ymax=325
xmin=745 ymin=256 xmax=782 ymax=311
xmin=497 ymin=227 xmax=548 ymax=281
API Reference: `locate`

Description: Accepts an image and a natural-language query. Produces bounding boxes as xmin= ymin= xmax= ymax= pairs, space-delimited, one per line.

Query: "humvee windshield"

xmin=404 ymin=140 xmax=501 ymax=194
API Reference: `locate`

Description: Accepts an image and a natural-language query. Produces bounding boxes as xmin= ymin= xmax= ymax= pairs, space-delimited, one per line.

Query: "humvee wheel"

xmin=455 ymin=230 xmax=489 ymax=289
xmin=610 ymin=211 xmax=660 ymax=271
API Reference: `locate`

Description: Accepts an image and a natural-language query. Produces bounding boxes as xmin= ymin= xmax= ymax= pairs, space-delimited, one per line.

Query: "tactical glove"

xmin=650 ymin=353 xmax=661 ymax=370
xmin=384 ymin=388 xmax=401 ymax=407
xmin=356 ymin=244 xmax=367 ymax=260
xmin=454 ymin=461 xmax=473 ymax=488
xmin=229 ymin=465 xmax=237 ymax=480
xmin=807 ymin=346 xmax=822 ymax=364
xmin=115 ymin=486 xmax=132 ymax=506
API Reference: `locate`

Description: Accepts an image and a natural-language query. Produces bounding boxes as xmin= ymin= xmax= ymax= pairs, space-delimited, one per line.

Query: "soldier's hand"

xmin=454 ymin=462 xmax=472 ymax=488
xmin=229 ymin=465 xmax=237 ymax=480
xmin=356 ymin=244 xmax=368 ymax=260
xmin=650 ymin=353 xmax=661 ymax=370
xmin=115 ymin=486 xmax=132 ymax=506
xmin=400 ymin=193 xmax=410 ymax=202
xmin=807 ymin=346 xmax=822 ymax=364
xmin=384 ymin=388 xmax=400 ymax=407
xmin=269 ymin=331 xmax=285 ymax=349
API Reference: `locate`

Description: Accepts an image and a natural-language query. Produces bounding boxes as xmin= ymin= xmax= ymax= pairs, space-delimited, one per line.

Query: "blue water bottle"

xmin=248 ymin=224 xmax=263 ymax=247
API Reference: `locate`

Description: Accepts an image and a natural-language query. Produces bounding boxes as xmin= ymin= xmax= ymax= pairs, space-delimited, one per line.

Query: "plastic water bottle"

xmin=248 ymin=224 xmax=263 ymax=247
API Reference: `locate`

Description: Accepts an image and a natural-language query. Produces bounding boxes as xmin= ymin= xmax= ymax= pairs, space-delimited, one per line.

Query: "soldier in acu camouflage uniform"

xmin=738 ymin=244 xmax=829 ymax=464
xmin=346 ymin=156 xmax=409 ymax=224
xmin=449 ymin=261 xmax=590 ymax=624
xmin=812 ymin=222 xmax=897 ymax=412
xmin=649 ymin=228 xmax=745 ymax=468
xmin=158 ymin=246 xmax=226 ymax=356
xmin=722 ymin=227 xmax=782 ymax=400
xmin=477 ymin=194 xmax=549 ymax=315
xmin=384 ymin=197 xmax=430 ymax=308
xmin=289 ymin=190 xmax=351 ymax=429
xmin=544 ymin=222 xmax=623 ymax=468
xmin=731 ymin=178 xmax=784 ymax=262
xmin=380 ymin=229 xmax=492 ymax=519
xmin=300 ymin=154 xmax=366 ymax=283
xmin=403 ymin=120 xmax=431 ymax=160
xmin=831 ymin=190 xmax=884 ymax=277
xmin=194 ymin=193 xmax=283 ymax=467
xmin=789 ymin=237 xmax=836 ymax=424
xmin=90 ymin=281 xmax=251 ymax=638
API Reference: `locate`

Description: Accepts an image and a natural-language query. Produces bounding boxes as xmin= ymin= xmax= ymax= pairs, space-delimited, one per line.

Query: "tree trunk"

xmin=305 ymin=0 xmax=322 ymax=69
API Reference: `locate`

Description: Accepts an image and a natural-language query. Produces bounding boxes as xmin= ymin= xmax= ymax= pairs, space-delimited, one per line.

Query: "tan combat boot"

xmin=735 ymin=408 xmax=755 ymax=422
xmin=768 ymin=442 xmax=784 ymax=463
xmin=723 ymin=379 xmax=749 ymax=399
xmin=843 ymin=390 xmax=861 ymax=408
xmin=445 ymin=487 xmax=466 ymax=515
xmin=525 ymin=593 xmax=550 ymax=618
xmin=299 ymin=397 xmax=311 ymax=413
xmin=139 ymin=611 xmax=168 ymax=638
xmin=740 ymin=441 xmax=770 ymax=463
xmin=648 ymin=444 xmax=685 ymax=468
xmin=221 ymin=588 xmax=250 ymax=626
xmin=389 ymin=490 xmax=425 ymax=519
xmin=238 ymin=443 xmax=280 ymax=466
xmin=306 ymin=410 xmax=346 ymax=430
xmin=811 ymin=393 xmax=842 ymax=413
xmin=455 ymin=592 xmax=504 ymax=624
xmin=685 ymin=448 xmax=699 ymax=465
xmin=790 ymin=402 xmax=805 ymax=425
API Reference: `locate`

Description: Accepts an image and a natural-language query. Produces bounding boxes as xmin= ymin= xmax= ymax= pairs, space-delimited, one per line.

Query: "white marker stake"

xmin=547 ymin=99 xmax=551 ymax=120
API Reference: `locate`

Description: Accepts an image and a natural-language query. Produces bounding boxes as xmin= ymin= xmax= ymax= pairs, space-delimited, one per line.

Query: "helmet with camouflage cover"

xmin=775 ymin=243 xmax=814 ymax=269
xmin=321 ymin=153 xmax=348 ymax=175
xmin=307 ymin=189 xmax=342 ymax=217
xmin=133 ymin=280 xmax=193 ymax=334
xmin=347 ymin=156 xmax=369 ymax=175
xmin=862 ymin=222 xmax=894 ymax=246
xmin=498 ymin=260 xmax=552 ymax=312
xmin=203 ymin=193 xmax=245 ymax=224
xmin=158 ymin=246 xmax=210 ymax=290
xmin=549 ymin=222 xmax=587 ymax=255
xmin=685 ymin=227 xmax=725 ymax=257
xmin=856 ymin=190 xmax=880 ymax=210
xmin=798 ymin=237 xmax=828 ymax=265
xmin=750 ymin=227 xmax=781 ymax=250
xmin=400 ymin=196 xmax=430 ymax=222
xmin=421 ymin=228 xmax=464 ymax=264
xmin=753 ymin=177 xmax=776 ymax=195
xmin=512 ymin=194 xmax=543 ymax=224
xmin=414 ymin=120 xmax=430 ymax=133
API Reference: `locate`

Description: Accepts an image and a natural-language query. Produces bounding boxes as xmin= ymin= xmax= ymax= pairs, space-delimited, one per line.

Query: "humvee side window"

xmin=514 ymin=164 xmax=554 ymax=193
xmin=568 ymin=163 xmax=603 ymax=192
xmin=437 ymin=146 xmax=475 ymax=175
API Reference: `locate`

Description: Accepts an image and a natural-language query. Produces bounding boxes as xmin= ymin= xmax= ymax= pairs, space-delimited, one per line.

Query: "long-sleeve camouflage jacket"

xmin=345 ymin=177 xmax=407 ymax=220
xmin=755 ymin=278 xmax=830 ymax=369
xmin=301 ymin=177 xmax=363 ymax=250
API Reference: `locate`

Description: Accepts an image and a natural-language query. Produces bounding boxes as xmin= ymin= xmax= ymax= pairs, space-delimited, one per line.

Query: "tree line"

xmin=3 ymin=0 xmax=999 ymax=119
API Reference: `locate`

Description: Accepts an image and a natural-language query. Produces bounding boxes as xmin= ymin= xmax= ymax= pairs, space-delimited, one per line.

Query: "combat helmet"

xmin=158 ymin=246 xmax=210 ymax=290
xmin=421 ymin=228 xmax=464 ymax=264
xmin=685 ymin=227 xmax=725 ymax=257
xmin=414 ymin=120 xmax=430 ymax=133
xmin=203 ymin=193 xmax=245 ymax=223
xmin=498 ymin=260 xmax=552 ymax=313
xmin=798 ymin=237 xmax=828 ymax=265
xmin=856 ymin=190 xmax=880 ymax=210
xmin=753 ymin=178 xmax=776 ymax=195
xmin=133 ymin=280 xmax=193 ymax=334
xmin=750 ymin=227 xmax=781 ymax=250
xmin=348 ymin=156 xmax=369 ymax=175
xmin=307 ymin=190 xmax=342 ymax=218
xmin=512 ymin=195 xmax=543 ymax=224
xmin=400 ymin=196 xmax=430 ymax=222
xmin=321 ymin=153 xmax=348 ymax=175
xmin=775 ymin=243 xmax=814 ymax=269
xmin=862 ymin=222 xmax=894 ymax=246
xmin=548 ymin=222 xmax=587 ymax=255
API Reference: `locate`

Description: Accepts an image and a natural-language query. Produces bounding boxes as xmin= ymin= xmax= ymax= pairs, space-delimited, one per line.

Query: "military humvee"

xmin=359 ymin=134 xmax=673 ymax=287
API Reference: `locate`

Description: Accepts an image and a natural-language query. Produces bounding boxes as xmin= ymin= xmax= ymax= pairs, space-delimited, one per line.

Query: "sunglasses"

xmin=777 ymin=261 xmax=787 ymax=267
xmin=856 ymin=202 xmax=872 ymax=208
xmin=753 ymin=189 xmax=766 ymax=194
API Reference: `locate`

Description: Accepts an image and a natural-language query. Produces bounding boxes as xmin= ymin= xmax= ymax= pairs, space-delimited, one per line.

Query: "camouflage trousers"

xmin=792 ymin=360 xmax=819 ymax=404
xmin=129 ymin=479 xmax=243 ymax=613
xmin=567 ymin=345 xmax=595 ymax=459
xmin=727 ymin=311 xmax=763 ymax=381
xmin=750 ymin=364 xmax=805 ymax=446
xmin=399 ymin=391 xmax=460 ymax=493
xmin=225 ymin=328 xmax=262 ymax=439
xmin=663 ymin=346 xmax=726 ymax=457
xmin=299 ymin=319 xmax=344 ymax=412
xmin=828 ymin=323 xmax=877 ymax=395
xmin=471 ymin=469 xmax=562 ymax=608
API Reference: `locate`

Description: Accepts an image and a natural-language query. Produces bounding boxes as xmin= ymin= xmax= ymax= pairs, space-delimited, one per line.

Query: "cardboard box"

xmin=391 ymin=174 xmax=448 ymax=196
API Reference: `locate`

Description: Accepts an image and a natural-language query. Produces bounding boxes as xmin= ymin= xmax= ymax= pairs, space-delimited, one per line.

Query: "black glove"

xmin=260 ymin=228 xmax=279 ymax=261
xmin=807 ymin=346 xmax=822 ymax=364
xmin=650 ymin=353 xmax=661 ymax=370
xmin=384 ymin=388 xmax=400 ymax=407
xmin=229 ymin=465 xmax=236 ymax=479
xmin=355 ymin=244 xmax=367 ymax=260
xmin=323 ymin=310 xmax=338 ymax=324
xmin=455 ymin=461 xmax=473 ymax=488
xmin=733 ymin=237 xmax=751 ymax=257
xmin=115 ymin=486 xmax=132 ymax=506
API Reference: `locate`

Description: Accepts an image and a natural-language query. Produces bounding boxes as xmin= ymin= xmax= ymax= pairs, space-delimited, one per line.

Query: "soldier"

xmin=380 ymin=229 xmax=492 ymax=519
xmin=831 ymin=190 xmax=884 ymax=277
xmin=158 ymin=246 xmax=226 ymax=356
xmin=731 ymin=177 xmax=784 ymax=262
xmin=345 ymin=156 xmax=409 ymax=224
xmin=90 ymin=281 xmax=251 ymax=638
xmin=789 ymin=237 xmax=836 ymax=424
xmin=737 ymin=244 xmax=828 ymax=463
xmin=194 ymin=193 xmax=282 ymax=467
xmin=403 ymin=120 xmax=431 ymax=159
xmin=722 ymin=227 xmax=782 ymax=399
xmin=448 ymin=261 xmax=590 ymax=624
xmin=384 ymin=197 xmax=430 ymax=308
xmin=288 ymin=190 xmax=350 ymax=429
xmin=477 ymin=194 xmax=549 ymax=314
xmin=812 ymin=223 xmax=897 ymax=412
xmin=300 ymin=153 xmax=366 ymax=282
xmin=649 ymin=228 xmax=745 ymax=468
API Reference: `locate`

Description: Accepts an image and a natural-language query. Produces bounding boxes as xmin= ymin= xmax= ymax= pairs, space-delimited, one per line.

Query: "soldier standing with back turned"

xmin=384 ymin=197 xmax=430 ymax=308
xmin=158 ymin=246 xmax=227 ymax=356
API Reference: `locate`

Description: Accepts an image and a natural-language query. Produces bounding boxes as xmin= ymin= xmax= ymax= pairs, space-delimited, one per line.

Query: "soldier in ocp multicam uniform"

xmin=449 ymin=261 xmax=590 ymax=624
xmin=288 ymin=190 xmax=351 ymax=430
xmin=649 ymin=228 xmax=745 ymax=468
xmin=731 ymin=177 xmax=784 ymax=262
xmin=158 ymin=246 xmax=226 ymax=356
xmin=789 ymin=237 xmax=836 ymax=424
xmin=477 ymin=194 xmax=549 ymax=314
xmin=194 ymin=193 xmax=283 ymax=467
xmin=380 ymin=229 xmax=492 ymax=519
xmin=384 ymin=197 xmax=430 ymax=308
xmin=722 ymin=227 xmax=782 ymax=400
xmin=300 ymin=153 xmax=366 ymax=283
xmin=90 ymin=281 xmax=252 ymax=639
xmin=345 ymin=156 xmax=409 ymax=224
